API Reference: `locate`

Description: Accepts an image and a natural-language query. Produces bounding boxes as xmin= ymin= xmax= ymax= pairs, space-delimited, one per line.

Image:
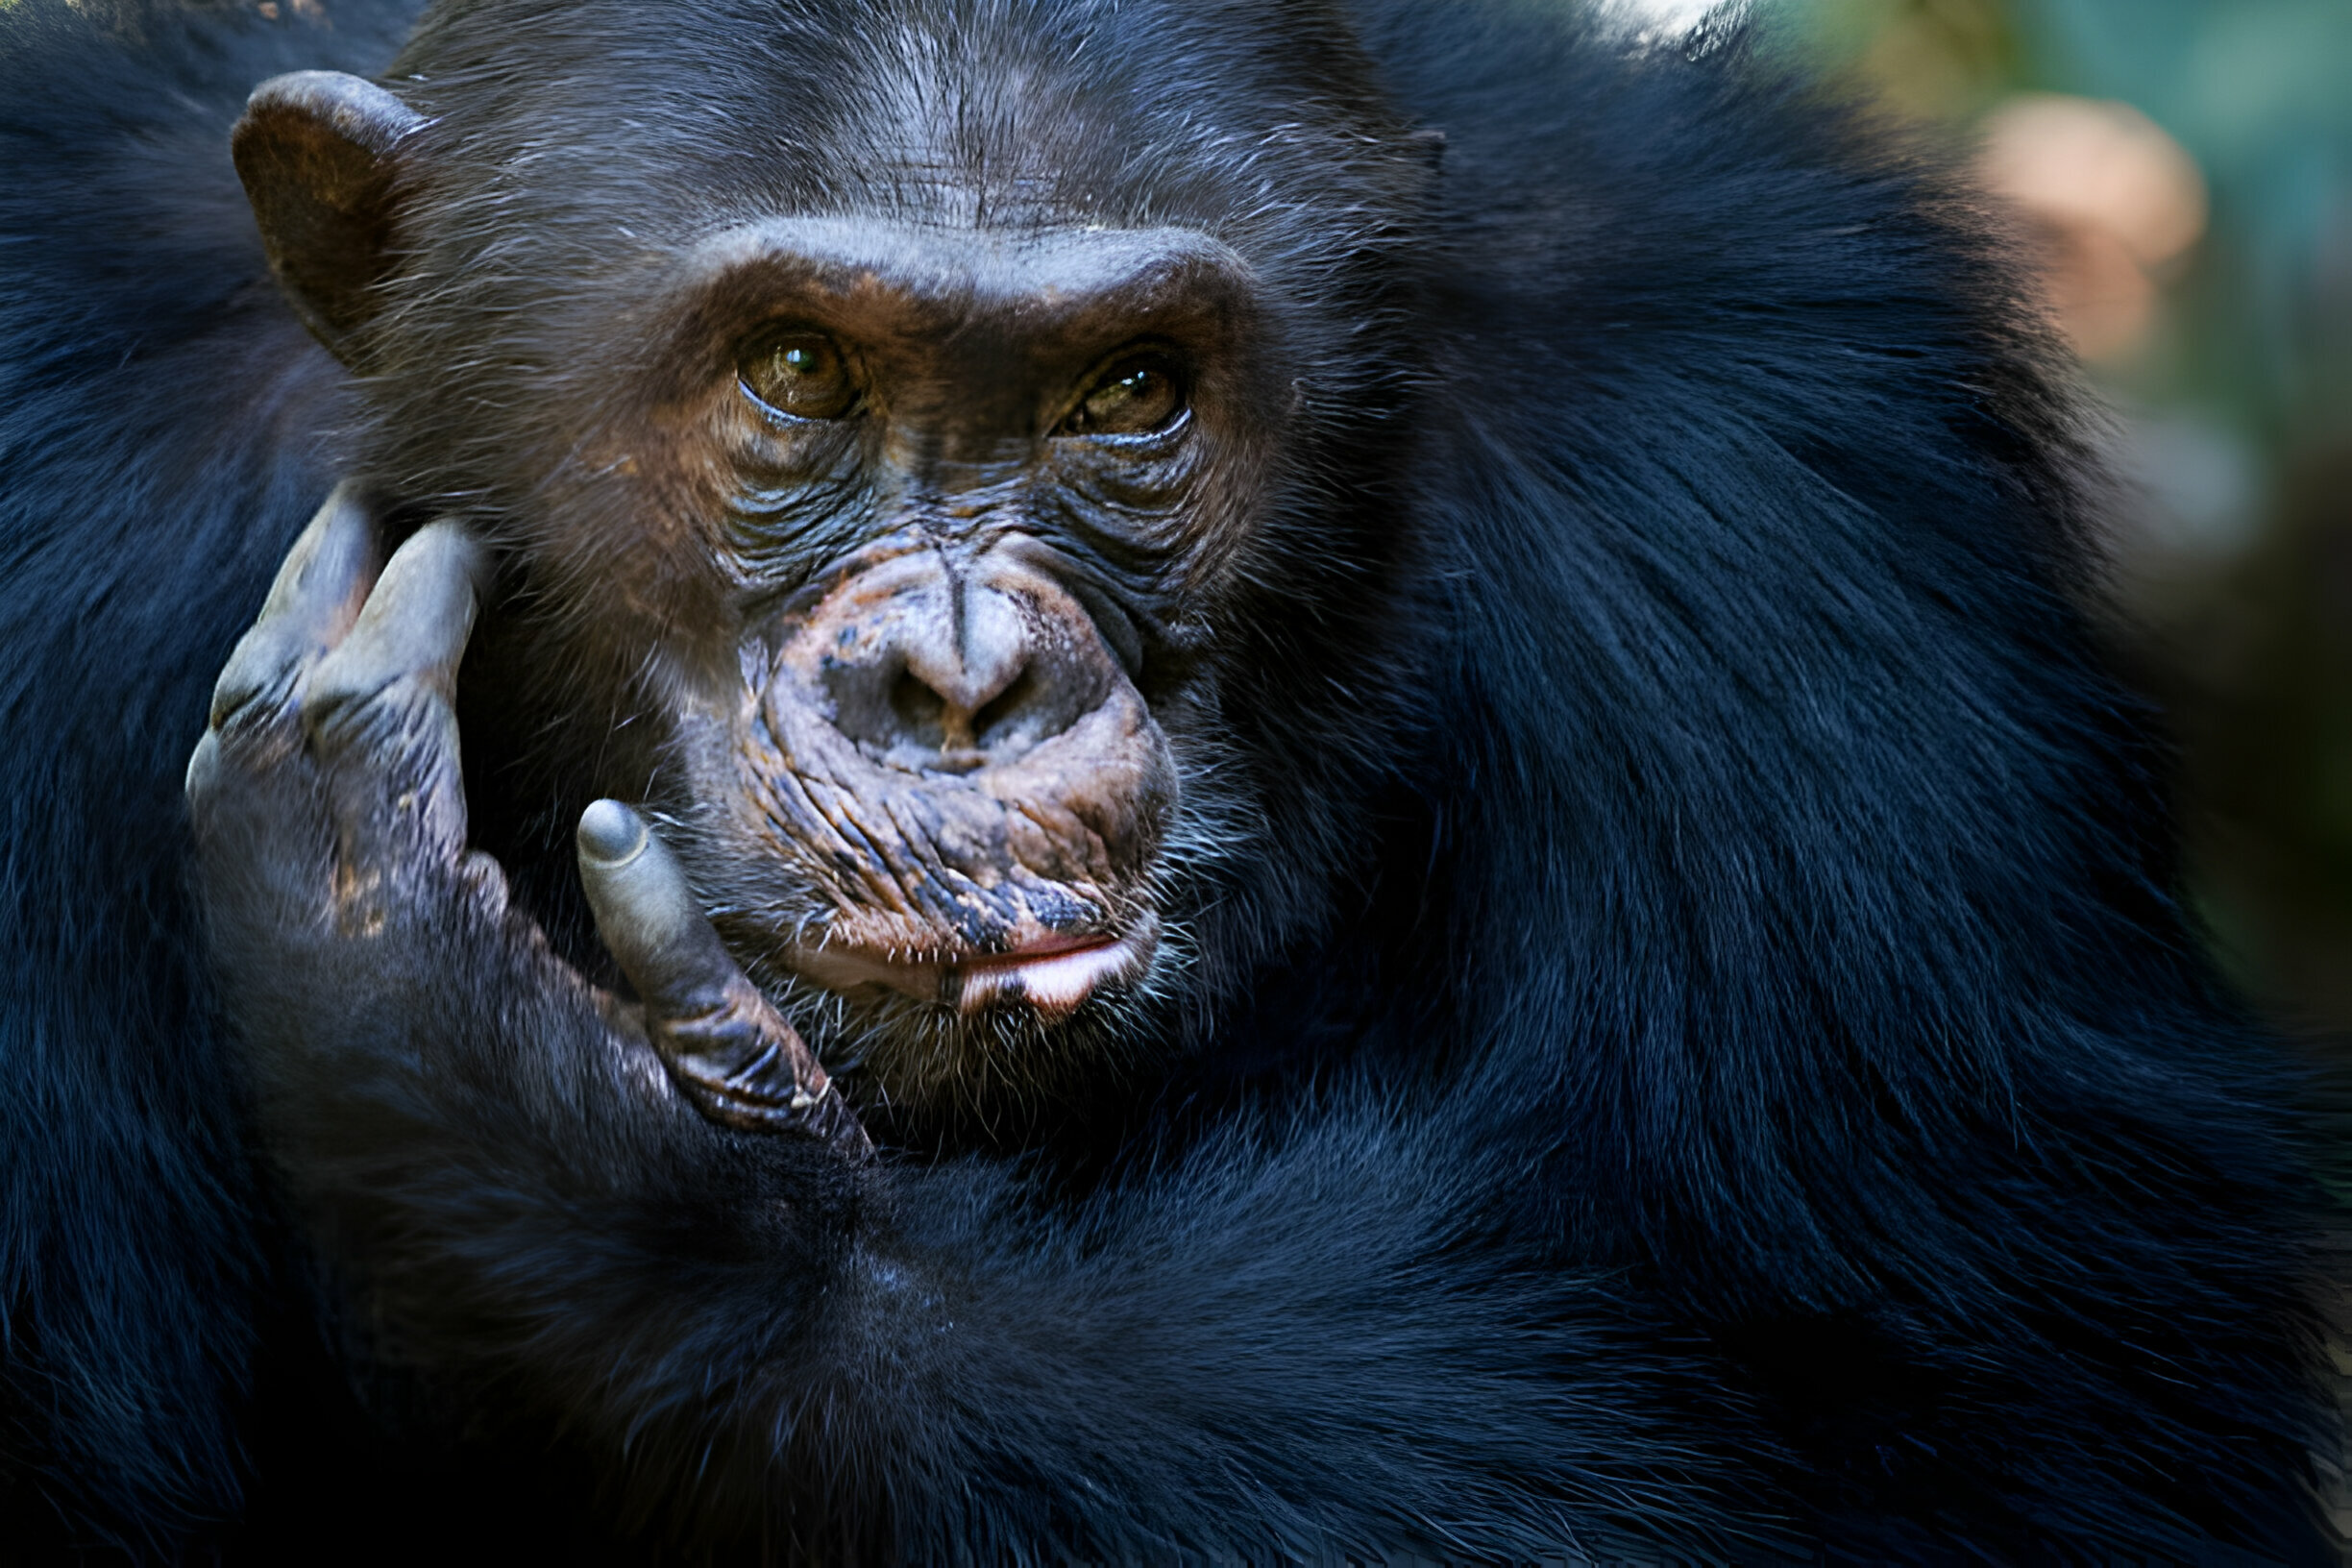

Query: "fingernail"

xmin=577 ymin=799 xmax=649 ymax=867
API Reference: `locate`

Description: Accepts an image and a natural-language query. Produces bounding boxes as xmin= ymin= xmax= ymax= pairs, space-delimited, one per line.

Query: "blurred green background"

xmin=1650 ymin=0 xmax=2352 ymax=1037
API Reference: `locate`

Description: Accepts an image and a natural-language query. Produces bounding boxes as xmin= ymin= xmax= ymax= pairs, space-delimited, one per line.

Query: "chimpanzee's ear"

xmin=233 ymin=71 xmax=426 ymax=364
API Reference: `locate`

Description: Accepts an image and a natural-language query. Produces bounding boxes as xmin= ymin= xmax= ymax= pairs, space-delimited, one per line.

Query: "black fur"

xmin=0 ymin=0 xmax=2334 ymax=1560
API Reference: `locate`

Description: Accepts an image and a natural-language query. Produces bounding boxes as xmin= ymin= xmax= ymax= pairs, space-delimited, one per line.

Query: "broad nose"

xmin=814 ymin=557 xmax=1111 ymax=772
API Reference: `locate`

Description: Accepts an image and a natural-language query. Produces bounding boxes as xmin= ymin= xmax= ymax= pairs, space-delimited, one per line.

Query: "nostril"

xmin=971 ymin=667 xmax=1042 ymax=750
xmin=888 ymin=666 xmax=950 ymax=748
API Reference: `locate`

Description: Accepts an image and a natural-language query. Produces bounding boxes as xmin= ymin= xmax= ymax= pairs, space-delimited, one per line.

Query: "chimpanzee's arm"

xmin=189 ymin=491 xmax=1773 ymax=1562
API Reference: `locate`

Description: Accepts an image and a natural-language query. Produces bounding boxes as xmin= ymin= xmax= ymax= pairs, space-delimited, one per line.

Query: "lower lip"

xmin=950 ymin=937 xmax=1135 ymax=1018
xmin=787 ymin=934 xmax=1143 ymax=1019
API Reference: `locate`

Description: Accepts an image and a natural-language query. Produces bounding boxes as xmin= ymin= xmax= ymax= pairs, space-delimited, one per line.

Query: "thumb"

xmin=576 ymin=797 xmax=738 ymax=1022
xmin=576 ymin=799 xmax=865 ymax=1154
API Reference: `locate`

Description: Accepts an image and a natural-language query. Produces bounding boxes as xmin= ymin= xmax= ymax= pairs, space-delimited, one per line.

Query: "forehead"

xmin=394 ymin=0 xmax=1404 ymax=238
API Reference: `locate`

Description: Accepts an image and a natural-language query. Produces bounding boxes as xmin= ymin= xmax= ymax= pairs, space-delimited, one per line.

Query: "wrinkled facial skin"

xmin=470 ymin=219 xmax=1288 ymax=1122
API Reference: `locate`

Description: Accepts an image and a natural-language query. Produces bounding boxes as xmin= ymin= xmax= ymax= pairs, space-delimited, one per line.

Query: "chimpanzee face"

xmin=606 ymin=221 xmax=1287 ymax=1108
xmin=231 ymin=12 xmax=1422 ymax=1120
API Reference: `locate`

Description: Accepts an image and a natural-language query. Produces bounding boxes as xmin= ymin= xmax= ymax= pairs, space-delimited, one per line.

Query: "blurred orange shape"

xmin=1975 ymin=93 xmax=2209 ymax=360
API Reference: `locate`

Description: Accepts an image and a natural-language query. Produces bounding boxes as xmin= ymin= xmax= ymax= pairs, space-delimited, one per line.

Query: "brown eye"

xmin=1063 ymin=353 xmax=1186 ymax=436
xmin=739 ymin=331 xmax=856 ymax=420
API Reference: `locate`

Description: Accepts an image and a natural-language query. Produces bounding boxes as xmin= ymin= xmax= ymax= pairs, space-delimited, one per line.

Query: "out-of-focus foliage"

xmin=1743 ymin=0 xmax=2352 ymax=1033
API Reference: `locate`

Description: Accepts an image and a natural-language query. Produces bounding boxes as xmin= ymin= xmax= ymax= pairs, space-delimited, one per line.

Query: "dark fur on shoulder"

xmin=0 ymin=0 xmax=2334 ymax=1560
xmin=0 ymin=2 xmax=419 ymax=1552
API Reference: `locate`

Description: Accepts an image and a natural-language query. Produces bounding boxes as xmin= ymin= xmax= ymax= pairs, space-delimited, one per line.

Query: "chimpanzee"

xmin=0 ymin=0 xmax=2335 ymax=1560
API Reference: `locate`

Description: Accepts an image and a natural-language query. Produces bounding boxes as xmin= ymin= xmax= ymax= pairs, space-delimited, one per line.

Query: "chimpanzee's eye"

xmin=740 ymin=331 xmax=857 ymax=420
xmin=1062 ymin=352 xmax=1186 ymax=437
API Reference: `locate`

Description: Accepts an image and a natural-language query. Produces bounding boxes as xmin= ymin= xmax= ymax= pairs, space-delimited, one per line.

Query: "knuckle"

xmin=300 ymin=669 xmax=449 ymax=761
xmin=454 ymin=850 xmax=513 ymax=919
xmin=208 ymin=634 xmax=306 ymax=732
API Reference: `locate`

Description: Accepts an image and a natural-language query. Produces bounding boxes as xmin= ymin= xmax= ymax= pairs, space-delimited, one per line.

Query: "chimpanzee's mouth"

xmin=786 ymin=918 xmax=1158 ymax=1021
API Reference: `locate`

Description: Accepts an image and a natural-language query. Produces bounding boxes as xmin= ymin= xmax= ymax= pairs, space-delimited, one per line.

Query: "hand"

xmin=186 ymin=485 xmax=866 ymax=1155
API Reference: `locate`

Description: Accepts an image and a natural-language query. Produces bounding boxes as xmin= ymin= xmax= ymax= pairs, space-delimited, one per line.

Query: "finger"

xmin=576 ymin=799 xmax=741 ymax=1021
xmin=209 ymin=482 xmax=381 ymax=730
xmin=298 ymin=523 xmax=487 ymax=867
xmin=578 ymin=800 xmax=864 ymax=1151
xmin=302 ymin=521 xmax=488 ymax=734
xmin=184 ymin=727 xmax=223 ymax=805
